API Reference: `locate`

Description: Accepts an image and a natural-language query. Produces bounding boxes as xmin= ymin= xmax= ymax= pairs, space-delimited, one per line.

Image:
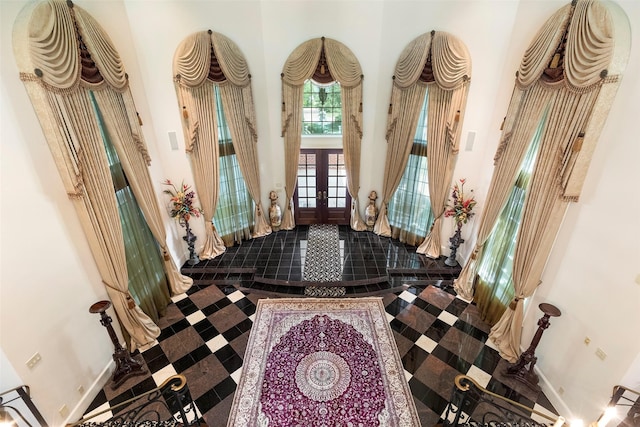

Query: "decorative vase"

xmin=181 ymin=218 xmax=200 ymax=265
xmin=365 ymin=191 xmax=378 ymax=231
xmin=445 ymin=223 xmax=464 ymax=267
xmin=269 ymin=190 xmax=282 ymax=231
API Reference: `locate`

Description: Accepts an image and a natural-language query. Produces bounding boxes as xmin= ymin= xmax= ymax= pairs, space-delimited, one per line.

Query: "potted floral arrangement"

xmin=444 ymin=178 xmax=477 ymax=230
xmin=443 ymin=178 xmax=477 ymax=266
xmin=163 ymin=179 xmax=202 ymax=265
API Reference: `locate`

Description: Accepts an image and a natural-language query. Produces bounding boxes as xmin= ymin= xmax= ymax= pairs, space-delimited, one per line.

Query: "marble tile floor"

xmin=83 ymin=226 xmax=558 ymax=425
xmin=83 ymin=282 xmax=559 ymax=426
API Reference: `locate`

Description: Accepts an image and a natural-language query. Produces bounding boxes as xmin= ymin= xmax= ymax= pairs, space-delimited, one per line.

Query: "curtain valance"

xmin=393 ymin=31 xmax=471 ymax=90
xmin=281 ymin=37 xmax=363 ymax=87
xmin=14 ymin=0 xmax=127 ymax=91
xmin=517 ymin=0 xmax=614 ymax=90
xmin=173 ymin=30 xmax=251 ymax=88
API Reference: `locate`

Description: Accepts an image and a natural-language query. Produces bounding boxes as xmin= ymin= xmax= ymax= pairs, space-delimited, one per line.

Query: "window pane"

xmin=212 ymin=86 xmax=253 ymax=242
xmin=387 ymin=91 xmax=433 ymax=241
xmin=302 ymin=80 xmax=342 ymax=135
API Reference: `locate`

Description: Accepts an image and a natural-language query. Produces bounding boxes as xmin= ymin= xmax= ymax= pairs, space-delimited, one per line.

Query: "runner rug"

xmin=302 ymin=224 xmax=345 ymax=297
xmin=227 ymin=298 xmax=420 ymax=427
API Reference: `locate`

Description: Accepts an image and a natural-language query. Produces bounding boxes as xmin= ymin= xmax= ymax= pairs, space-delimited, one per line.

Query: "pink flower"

xmin=446 ymin=179 xmax=476 ymax=227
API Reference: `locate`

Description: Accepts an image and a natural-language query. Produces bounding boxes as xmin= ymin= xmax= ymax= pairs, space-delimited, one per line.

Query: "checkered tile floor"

xmin=83 ymin=282 xmax=559 ymax=426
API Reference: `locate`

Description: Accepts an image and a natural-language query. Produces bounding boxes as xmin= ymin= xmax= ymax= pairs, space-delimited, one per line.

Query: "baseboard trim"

xmin=64 ymin=360 xmax=114 ymax=425
xmin=535 ymin=364 xmax=574 ymax=419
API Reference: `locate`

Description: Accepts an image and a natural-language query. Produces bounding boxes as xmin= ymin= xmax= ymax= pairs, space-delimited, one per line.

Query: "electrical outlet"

xmin=26 ymin=352 xmax=42 ymax=369
xmin=596 ymin=348 xmax=607 ymax=360
xmin=59 ymin=404 xmax=69 ymax=418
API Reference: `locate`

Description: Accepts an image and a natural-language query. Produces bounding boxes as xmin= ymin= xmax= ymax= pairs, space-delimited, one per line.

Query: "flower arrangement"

xmin=163 ymin=179 xmax=202 ymax=223
xmin=444 ymin=178 xmax=477 ymax=229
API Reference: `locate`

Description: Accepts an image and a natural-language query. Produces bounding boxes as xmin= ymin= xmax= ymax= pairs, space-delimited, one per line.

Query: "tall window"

xmin=474 ymin=115 xmax=546 ymax=325
xmin=387 ymin=91 xmax=433 ymax=245
xmin=212 ymin=86 xmax=254 ymax=246
xmin=302 ymin=80 xmax=342 ymax=135
xmin=90 ymin=93 xmax=170 ymax=323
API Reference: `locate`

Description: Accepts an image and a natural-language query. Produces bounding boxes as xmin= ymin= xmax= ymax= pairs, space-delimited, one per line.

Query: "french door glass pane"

xmin=298 ymin=153 xmax=318 ymax=208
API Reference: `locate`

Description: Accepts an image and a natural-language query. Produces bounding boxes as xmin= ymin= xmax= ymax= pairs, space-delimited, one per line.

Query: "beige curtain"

xmin=174 ymin=31 xmax=270 ymax=259
xmin=457 ymin=0 xmax=624 ymax=360
xmin=93 ymin=90 xmax=193 ymax=294
xmin=13 ymin=0 xmax=164 ymax=349
xmin=174 ymin=83 xmax=226 ymax=258
xmin=453 ymin=84 xmax=553 ymax=300
xmin=374 ymin=31 xmax=471 ymax=247
xmin=281 ymin=37 xmax=366 ymax=230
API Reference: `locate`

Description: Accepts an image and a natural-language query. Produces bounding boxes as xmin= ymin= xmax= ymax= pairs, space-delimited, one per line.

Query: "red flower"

xmin=446 ymin=178 xmax=476 ymax=227
xmin=163 ymin=180 xmax=203 ymax=223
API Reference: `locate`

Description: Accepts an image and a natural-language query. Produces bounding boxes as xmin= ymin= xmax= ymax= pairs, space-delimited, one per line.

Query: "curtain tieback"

xmin=102 ymin=281 xmax=135 ymax=308
xmin=126 ymin=294 xmax=136 ymax=309
xmin=509 ymin=297 xmax=522 ymax=310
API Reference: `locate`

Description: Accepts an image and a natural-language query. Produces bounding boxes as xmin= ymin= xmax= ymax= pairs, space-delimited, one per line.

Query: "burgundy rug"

xmin=227 ymin=298 xmax=420 ymax=426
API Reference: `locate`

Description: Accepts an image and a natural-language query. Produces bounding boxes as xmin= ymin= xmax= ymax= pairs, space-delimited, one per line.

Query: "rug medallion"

xmin=227 ymin=298 xmax=420 ymax=426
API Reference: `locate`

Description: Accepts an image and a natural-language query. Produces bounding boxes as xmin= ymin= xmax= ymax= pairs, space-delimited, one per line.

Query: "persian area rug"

xmin=303 ymin=224 xmax=346 ymax=297
xmin=227 ymin=298 xmax=420 ymax=427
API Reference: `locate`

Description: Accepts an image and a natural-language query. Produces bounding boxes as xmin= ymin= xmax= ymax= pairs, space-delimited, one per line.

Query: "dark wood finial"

xmin=208 ymin=29 xmax=212 ymax=34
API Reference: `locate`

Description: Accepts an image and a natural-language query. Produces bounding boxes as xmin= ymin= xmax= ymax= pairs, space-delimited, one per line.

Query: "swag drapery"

xmin=280 ymin=37 xmax=366 ymax=231
xmin=173 ymin=30 xmax=271 ymax=260
xmin=13 ymin=0 xmax=193 ymax=350
xmin=453 ymin=0 xmax=627 ymax=362
xmin=374 ymin=31 xmax=471 ymax=259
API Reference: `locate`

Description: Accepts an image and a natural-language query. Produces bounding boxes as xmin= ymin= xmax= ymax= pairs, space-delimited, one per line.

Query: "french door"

xmin=294 ymin=149 xmax=351 ymax=225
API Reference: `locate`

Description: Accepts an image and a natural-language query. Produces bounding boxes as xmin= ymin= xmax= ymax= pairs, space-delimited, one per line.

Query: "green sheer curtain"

xmin=474 ymin=115 xmax=546 ymax=325
xmin=91 ymin=93 xmax=170 ymax=324
xmin=387 ymin=91 xmax=434 ymax=246
xmin=213 ymin=85 xmax=254 ymax=247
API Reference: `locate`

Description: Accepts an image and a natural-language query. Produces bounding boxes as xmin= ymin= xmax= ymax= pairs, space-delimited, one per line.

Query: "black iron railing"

xmin=443 ymin=374 xmax=563 ymax=427
xmin=67 ymin=375 xmax=200 ymax=427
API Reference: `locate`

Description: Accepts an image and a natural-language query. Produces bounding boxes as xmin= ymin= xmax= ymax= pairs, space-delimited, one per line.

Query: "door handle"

xmin=317 ymin=191 xmax=322 ymax=200
xmin=323 ymin=191 xmax=327 ymax=200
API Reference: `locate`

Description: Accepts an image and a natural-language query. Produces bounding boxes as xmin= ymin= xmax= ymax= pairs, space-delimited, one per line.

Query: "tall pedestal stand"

xmin=505 ymin=302 xmax=561 ymax=390
xmin=445 ymin=224 xmax=463 ymax=267
xmin=90 ymin=301 xmax=146 ymax=389
xmin=183 ymin=218 xmax=200 ymax=265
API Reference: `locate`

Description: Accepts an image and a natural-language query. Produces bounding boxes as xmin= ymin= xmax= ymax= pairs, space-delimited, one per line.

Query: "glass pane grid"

xmin=302 ymin=80 xmax=342 ymax=135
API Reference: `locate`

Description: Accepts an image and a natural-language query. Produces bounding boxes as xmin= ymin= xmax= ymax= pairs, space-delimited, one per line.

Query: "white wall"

xmin=1 ymin=0 xmax=638 ymax=423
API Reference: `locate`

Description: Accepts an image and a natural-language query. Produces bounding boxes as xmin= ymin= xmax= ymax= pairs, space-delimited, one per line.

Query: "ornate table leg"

xmin=505 ymin=302 xmax=561 ymax=390
xmin=90 ymin=301 xmax=147 ymax=389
